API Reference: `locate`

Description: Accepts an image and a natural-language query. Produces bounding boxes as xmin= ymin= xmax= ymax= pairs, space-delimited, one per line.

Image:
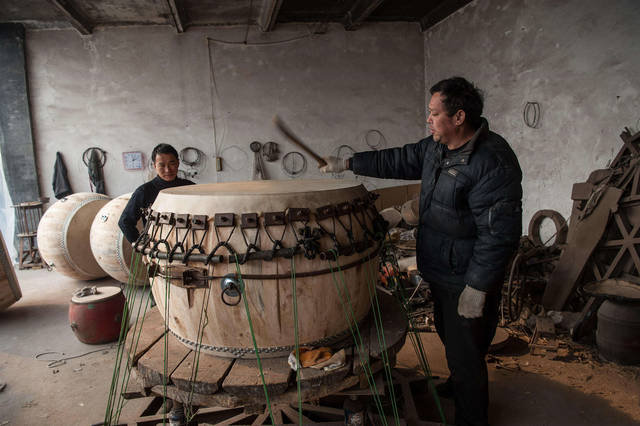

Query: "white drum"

xmin=38 ymin=193 xmax=111 ymax=280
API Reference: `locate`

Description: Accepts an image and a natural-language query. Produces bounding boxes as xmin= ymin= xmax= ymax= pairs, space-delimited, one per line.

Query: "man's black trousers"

xmin=430 ymin=283 xmax=501 ymax=426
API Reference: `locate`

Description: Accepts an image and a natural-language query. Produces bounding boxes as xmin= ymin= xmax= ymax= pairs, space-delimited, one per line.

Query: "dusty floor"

xmin=0 ymin=267 xmax=639 ymax=425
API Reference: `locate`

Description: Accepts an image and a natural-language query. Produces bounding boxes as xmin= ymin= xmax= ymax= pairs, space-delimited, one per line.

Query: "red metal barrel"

xmin=68 ymin=286 xmax=126 ymax=344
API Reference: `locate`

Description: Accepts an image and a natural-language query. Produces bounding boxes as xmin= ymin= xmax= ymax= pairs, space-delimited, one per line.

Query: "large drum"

xmin=38 ymin=193 xmax=111 ymax=280
xmin=137 ymin=180 xmax=386 ymax=358
xmin=0 ymin=231 xmax=21 ymax=311
xmin=90 ymin=194 xmax=146 ymax=286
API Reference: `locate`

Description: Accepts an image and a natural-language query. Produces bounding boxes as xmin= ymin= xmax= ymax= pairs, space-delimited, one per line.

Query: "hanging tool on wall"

xmin=250 ymin=141 xmax=266 ymax=180
xmin=273 ymin=115 xmax=327 ymax=168
xmin=82 ymin=147 xmax=106 ymax=194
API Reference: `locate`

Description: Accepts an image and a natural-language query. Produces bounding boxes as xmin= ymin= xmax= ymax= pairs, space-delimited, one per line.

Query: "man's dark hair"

xmin=151 ymin=143 xmax=179 ymax=163
xmin=430 ymin=77 xmax=484 ymax=129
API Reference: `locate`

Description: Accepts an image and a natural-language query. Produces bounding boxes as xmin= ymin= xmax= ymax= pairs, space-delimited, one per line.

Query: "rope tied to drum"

xmin=104 ymin=250 xmax=155 ymax=425
xmin=381 ymin=242 xmax=447 ymax=424
xmin=232 ymin=254 xmax=277 ymax=425
xmin=326 ymin=249 xmax=389 ymax=424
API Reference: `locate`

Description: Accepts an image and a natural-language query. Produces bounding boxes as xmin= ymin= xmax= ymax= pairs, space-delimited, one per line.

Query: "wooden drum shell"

xmin=37 ymin=193 xmax=111 ymax=280
xmin=146 ymin=180 xmax=380 ymax=358
xmin=90 ymin=194 xmax=146 ymax=286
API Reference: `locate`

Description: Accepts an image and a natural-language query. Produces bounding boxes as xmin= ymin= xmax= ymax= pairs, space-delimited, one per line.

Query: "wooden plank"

xmin=542 ymin=187 xmax=623 ymax=310
xmin=406 ymin=183 xmax=421 ymax=200
xmin=171 ymin=350 xmax=235 ymax=394
xmin=571 ymin=182 xmax=594 ymax=200
xmin=125 ymin=307 xmax=167 ymax=366
xmin=298 ymin=363 xmax=351 ymax=389
xmin=0 ymin=231 xmax=21 ymax=311
xmin=343 ymin=0 xmax=385 ymax=31
xmin=137 ymin=331 xmax=192 ymax=388
xmin=49 ymin=0 xmax=93 ymax=35
xmin=258 ymin=0 xmax=283 ymax=32
xmin=150 ymin=384 xmax=244 ymax=408
xmin=222 ymin=356 xmax=291 ymax=398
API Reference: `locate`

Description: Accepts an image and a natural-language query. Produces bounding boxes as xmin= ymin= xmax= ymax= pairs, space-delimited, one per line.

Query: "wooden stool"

xmin=11 ymin=200 xmax=44 ymax=270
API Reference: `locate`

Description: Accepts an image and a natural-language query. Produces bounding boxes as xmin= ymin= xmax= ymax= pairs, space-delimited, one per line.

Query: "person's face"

xmin=427 ymin=92 xmax=461 ymax=145
xmin=154 ymin=153 xmax=179 ymax=182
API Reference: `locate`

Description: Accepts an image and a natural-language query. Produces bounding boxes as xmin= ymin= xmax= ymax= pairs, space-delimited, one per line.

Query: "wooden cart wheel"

xmin=503 ymin=253 xmax=525 ymax=323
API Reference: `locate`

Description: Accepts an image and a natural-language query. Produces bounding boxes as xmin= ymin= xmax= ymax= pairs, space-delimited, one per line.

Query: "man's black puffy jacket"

xmin=352 ymin=119 xmax=522 ymax=293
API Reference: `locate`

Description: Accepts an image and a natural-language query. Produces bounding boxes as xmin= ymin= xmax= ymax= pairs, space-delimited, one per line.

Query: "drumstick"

xmin=273 ymin=115 xmax=327 ymax=167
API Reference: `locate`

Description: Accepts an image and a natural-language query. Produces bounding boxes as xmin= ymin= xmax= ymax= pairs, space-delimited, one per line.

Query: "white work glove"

xmin=319 ymin=156 xmax=347 ymax=173
xmin=457 ymin=285 xmax=487 ymax=319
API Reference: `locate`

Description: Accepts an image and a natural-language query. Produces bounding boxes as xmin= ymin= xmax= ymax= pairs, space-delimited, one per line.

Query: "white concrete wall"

xmin=424 ymin=0 xmax=640 ymax=228
xmin=26 ymin=23 xmax=426 ymax=203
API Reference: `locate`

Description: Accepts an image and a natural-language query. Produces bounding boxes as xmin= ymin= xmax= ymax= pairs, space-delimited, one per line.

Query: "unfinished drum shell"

xmin=90 ymin=193 xmax=147 ymax=286
xmin=37 ymin=193 xmax=110 ymax=280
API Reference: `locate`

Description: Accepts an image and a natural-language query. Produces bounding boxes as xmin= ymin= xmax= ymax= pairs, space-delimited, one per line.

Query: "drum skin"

xmin=68 ymin=286 xmax=126 ymax=344
xmin=147 ymin=180 xmax=380 ymax=357
xmin=38 ymin=193 xmax=110 ymax=280
xmin=90 ymin=194 xmax=146 ymax=286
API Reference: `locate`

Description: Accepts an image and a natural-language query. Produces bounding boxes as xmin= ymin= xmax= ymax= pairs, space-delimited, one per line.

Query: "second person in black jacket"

xmin=118 ymin=143 xmax=194 ymax=244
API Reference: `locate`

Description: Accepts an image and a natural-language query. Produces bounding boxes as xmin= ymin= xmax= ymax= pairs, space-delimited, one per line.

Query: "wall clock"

xmin=122 ymin=151 xmax=144 ymax=170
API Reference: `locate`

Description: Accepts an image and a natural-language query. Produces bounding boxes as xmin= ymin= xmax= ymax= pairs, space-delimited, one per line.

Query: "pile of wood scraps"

xmin=542 ymin=127 xmax=640 ymax=312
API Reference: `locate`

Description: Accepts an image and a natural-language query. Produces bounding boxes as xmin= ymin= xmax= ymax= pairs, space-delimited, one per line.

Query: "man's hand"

xmin=457 ymin=285 xmax=486 ymax=319
xmin=319 ymin=156 xmax=347 ymax=173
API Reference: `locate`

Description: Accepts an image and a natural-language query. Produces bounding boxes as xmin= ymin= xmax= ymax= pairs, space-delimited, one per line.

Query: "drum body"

xmin=90 ymin=194 xmax=146 ymax=285
xmin=142 ymin=180 xmax=384 ymax=358
xmin=38 ymin=193 xmax=110 ymax=280
xmin=0 ymin=231 xmax=21 ymax=311
xmin=69 ymin=286 xmax=126 ymax=344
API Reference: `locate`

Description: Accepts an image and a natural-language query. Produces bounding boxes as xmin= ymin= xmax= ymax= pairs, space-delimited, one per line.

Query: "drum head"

xmin=71 ymin=286 xmax=122 ymax=304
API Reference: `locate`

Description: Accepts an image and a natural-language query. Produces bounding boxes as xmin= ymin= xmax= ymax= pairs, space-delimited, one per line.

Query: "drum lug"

xmin=182 ymin=268 xmax=210 ymax=289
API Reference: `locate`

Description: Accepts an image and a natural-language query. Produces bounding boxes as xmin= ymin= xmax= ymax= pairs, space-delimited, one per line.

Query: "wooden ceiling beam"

xmin=167 ymin=0 xmax=186 ymax=33
xmin=343 ymin=0 xmax=385 ymax=31
xmin=420 ymin=0 xmax=472 ymax=32
xmin=49 ymin=0 xmax=93 ymax=35
xmin=258 ymin=0 xmax=283 ymax=32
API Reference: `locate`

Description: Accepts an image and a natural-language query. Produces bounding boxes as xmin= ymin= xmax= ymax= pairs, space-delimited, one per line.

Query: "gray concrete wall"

xmin=424 ymin=0 xmax=640 ymax=229
xmin=26 ymin=23 xmax=425 ymax=204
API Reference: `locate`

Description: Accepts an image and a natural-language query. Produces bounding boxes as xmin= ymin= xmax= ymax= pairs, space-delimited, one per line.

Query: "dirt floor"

xmin=0 ymin=267 xmax=639 ymax=425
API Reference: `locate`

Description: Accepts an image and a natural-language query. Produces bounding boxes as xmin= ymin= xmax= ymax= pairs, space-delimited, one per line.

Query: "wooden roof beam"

xmin=49 ymin=0 xmax=93 ymax=35
xmin=258 ymin=0 xmax=283 ymax=32
xmin=420 ymin=0 xmax=472 ymax=32
xmin=167 ymin=0 xmax=186 ymax=33
xmin=343 ymin=0 xmax=385 ymax=31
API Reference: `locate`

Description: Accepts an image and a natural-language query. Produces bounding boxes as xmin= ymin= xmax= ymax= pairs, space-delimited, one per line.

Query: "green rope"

xmin=162 ymin=260 xmax=171 ymax=426
xmin=326 ymin=252 xmax=387 ymax=425
xmin=185 ymin=267 xmax=214 ymax=421
xmin=290 ymin=256 xmax=303 ymax=425
xmin=390 ymin=272 xmax=447 ymax=424
xmin=233 ymin=255 xmax=276 ymax=425
xmin=114 ymin=257 xmax=155 ymax=421
xmin=363 ymin=256 xmax=400 ymax=425
xmin=105 ymin=250 xmax=153 ymax=425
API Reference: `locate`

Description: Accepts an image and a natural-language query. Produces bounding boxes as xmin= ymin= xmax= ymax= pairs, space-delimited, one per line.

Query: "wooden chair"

xmin=11 ymin=200 xmax=45 ymax=269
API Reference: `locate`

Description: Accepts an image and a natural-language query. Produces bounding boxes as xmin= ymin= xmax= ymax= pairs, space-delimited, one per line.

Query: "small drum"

xmin=90 ymin=194 xmax=147 ymax=286
xmin=0 ymin=231 xmax=21 ymax=311
xmin=38 ymin=193 xmax=111 ymax=280
xmin=69 ymin=286 xmax=126 ymax=344
xmin=136 ymin=180 xmax=386 ymax=358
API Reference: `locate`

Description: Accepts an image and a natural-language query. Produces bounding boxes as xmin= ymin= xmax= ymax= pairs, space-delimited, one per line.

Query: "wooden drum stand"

xmin=116 ymin=292 xmax=439 ymax=425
